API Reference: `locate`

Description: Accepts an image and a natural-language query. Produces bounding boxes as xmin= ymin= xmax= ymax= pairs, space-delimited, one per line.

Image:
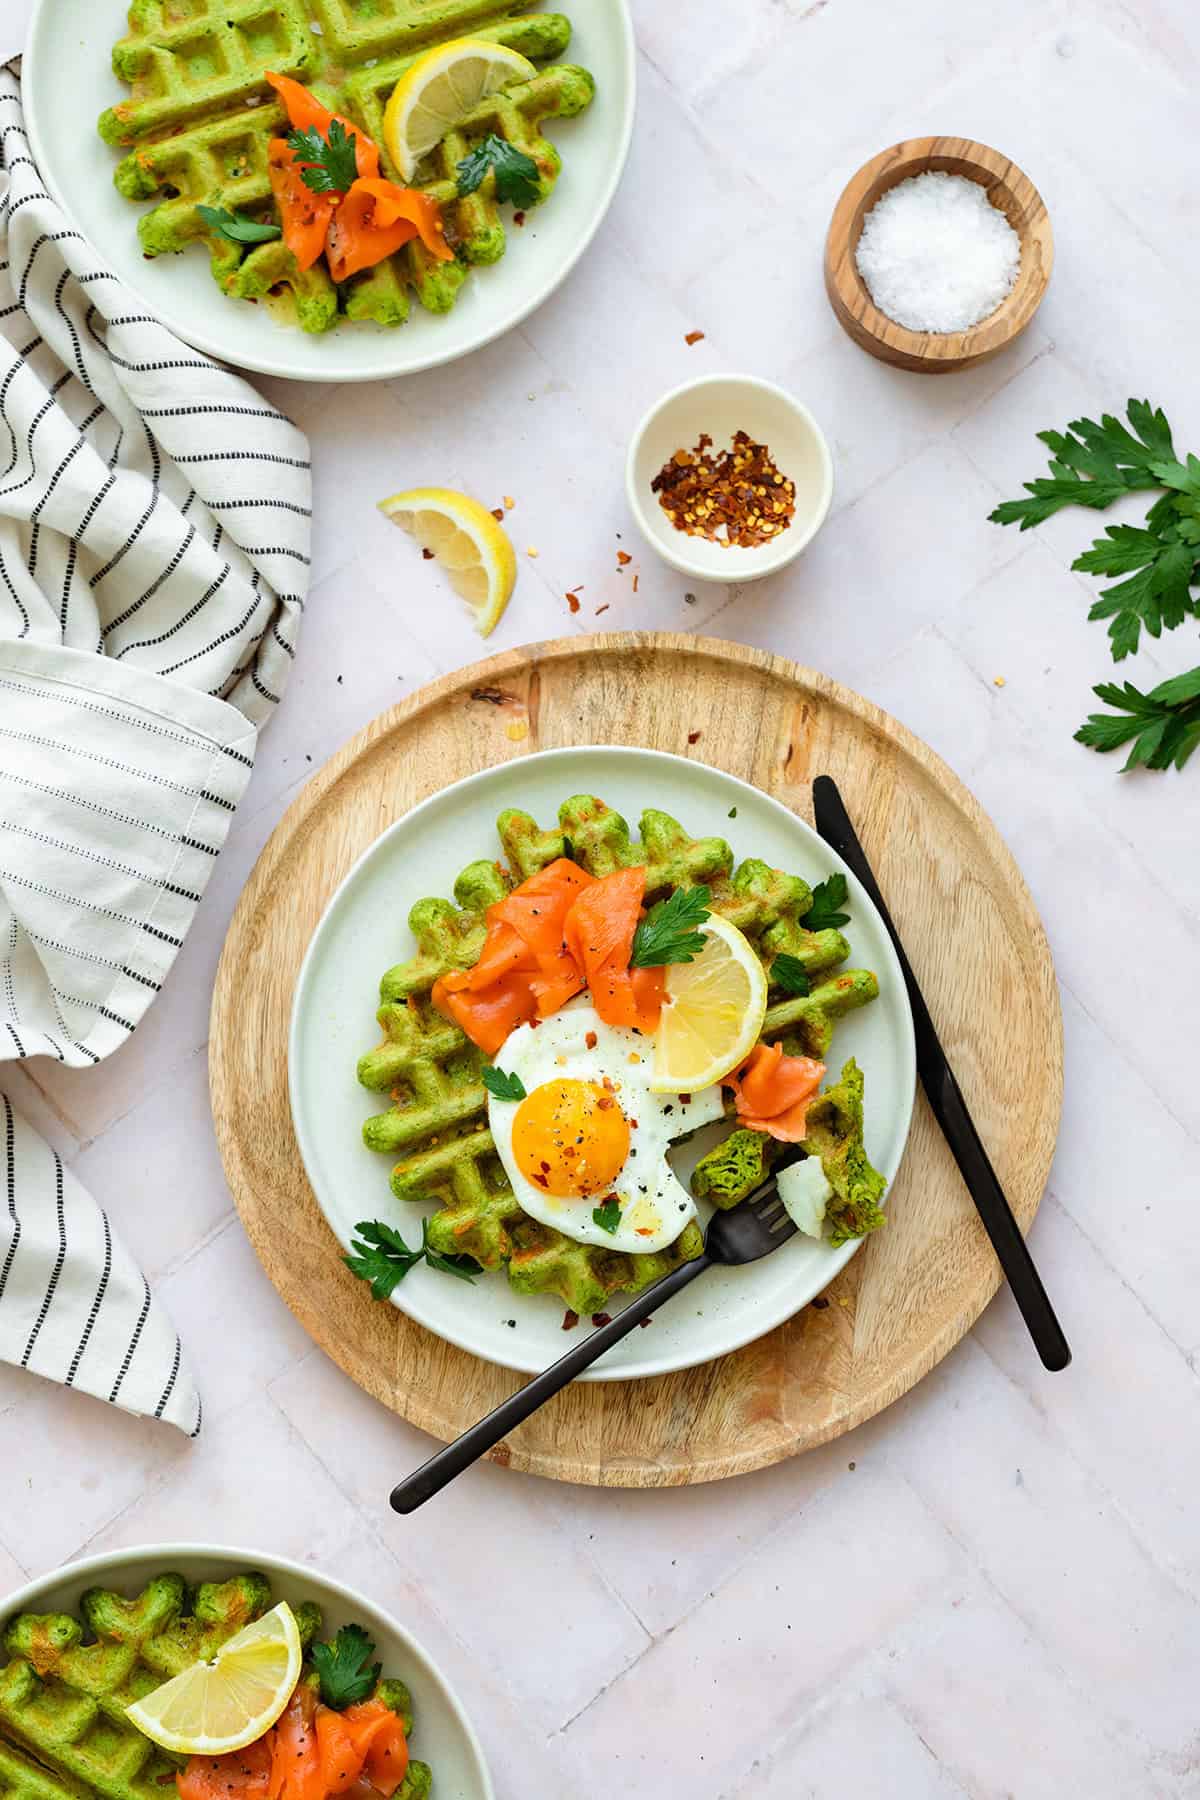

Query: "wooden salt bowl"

xmin=824 ymin=135 xmax=1053 ymax=374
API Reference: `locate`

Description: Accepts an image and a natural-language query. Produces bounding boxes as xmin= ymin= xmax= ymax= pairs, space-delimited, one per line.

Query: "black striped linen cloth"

xmin=0 ymin=61 xmax=312 ymax=1435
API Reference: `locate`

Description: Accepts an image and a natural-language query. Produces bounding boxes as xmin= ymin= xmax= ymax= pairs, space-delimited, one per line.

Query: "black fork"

xmin=390 ymin=1154 xmax=803 ymax=1514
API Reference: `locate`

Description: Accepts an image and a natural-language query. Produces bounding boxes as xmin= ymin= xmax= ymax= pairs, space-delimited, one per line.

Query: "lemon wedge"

xmin=651 ymin=913 xmax=768 ymax=1093
xmin=379 ymin=486 xmax=516 ymax=636
xmin=382 ymin=39 xmax=537 ymax=181
xmin=125 ymin=1601 xmax=301 ymax=1756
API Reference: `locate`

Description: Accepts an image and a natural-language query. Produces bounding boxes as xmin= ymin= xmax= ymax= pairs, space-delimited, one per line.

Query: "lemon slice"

xmin=126 ymin=1601 xmax=301 ymax=1756
xmin=651 ymin=913 xmax=768 ymax=1093
xmin=383 ymin=38 xmax=538 ymax=181
xmin=378 ymin=486 xmax=517 ymax=636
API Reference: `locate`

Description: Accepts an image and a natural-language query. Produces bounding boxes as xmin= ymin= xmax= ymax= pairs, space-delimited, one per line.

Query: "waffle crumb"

xmin=503 ymin=496 xmax=515 ymax=509
xmin=994 ymin=675 xmax=1007 ymax=687
xmin=684 ymin=330 xmax=705 ymax=345
xmin=505 ymin=719 xmax=530 ymax=741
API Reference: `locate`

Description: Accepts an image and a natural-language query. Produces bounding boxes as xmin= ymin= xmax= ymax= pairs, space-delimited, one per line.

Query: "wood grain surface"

xmin=824 ymin=135 xmax=1054 ymax=372
xmin=209 ymin=634 xmax=1062 ymax=1489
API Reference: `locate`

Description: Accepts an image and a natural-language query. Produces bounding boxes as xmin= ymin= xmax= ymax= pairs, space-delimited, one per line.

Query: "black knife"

xmin=811 ymin=774 xmax=1070 ymax=1371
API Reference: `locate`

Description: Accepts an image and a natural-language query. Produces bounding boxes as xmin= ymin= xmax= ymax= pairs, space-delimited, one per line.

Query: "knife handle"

xmin=926 ymin=1057 xmax=1070 ymax=1370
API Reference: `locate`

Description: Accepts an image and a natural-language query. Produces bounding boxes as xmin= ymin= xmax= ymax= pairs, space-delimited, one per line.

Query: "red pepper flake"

xmin=513 ymin=210 xmax=526 ymax=227
xmin=491 ymin=507 xmax=504 ymax=521
xmin=811 ymin=1296 xmax=830 ymax=1310
xmin=591 ymin=1312 xmax=613 ymax=1327
xmin=687 ymin=730 xmax=701 ymax=745
xmin=651 ymin=429 xmax=796 ymax=548
xmin=585 ymin=1031 xmax=598 ymax=1049
xmin=638 ymin=1316 xmax=653 ymax=1328
xmin=595 ymin=603 xmax=610 ymax=615
xmin=566 ymin=592 xmax=581 ymax=613
xmin=632 ymin=573 xmax=639 ymax=592
xmin=422 ymin=547 xmax=434 ymax=559
xmin=616 ymin=550 xmax=632 ymax=567
xmin=684 ymin=329 xmax=705 ymax=345
xmin=562 ymin=1309 xmax=579 ymax=1330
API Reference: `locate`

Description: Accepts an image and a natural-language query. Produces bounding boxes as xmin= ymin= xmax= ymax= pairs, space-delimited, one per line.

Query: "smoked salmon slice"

xmin=727 ymin=1042 xmax=825 ymax=1141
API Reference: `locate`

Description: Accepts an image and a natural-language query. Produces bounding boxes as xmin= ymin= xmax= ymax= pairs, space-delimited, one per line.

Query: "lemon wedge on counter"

xmin=651 ymin=914 xmax=768 ymax=1093
xmin=383 ymin=39 xmax=538 ymax=181
xmin=379 ymin=486 xmax=517 ymax=636
xmin=125 ymin=1601 xmax=301 ymax=1755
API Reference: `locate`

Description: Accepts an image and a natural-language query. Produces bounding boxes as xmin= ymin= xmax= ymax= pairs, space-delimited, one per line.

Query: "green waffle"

xmin=0 ymin=1575 xmax=430 ymax=1800
xmin=97 ymin=0 xmax=595 ymax=332
xmin=356 ymin=795 xmax=880 ymax=1314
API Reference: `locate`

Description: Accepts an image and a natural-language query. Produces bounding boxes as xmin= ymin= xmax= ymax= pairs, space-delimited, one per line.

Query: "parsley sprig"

xmin=344 ymin=1219 xmax=480 ymax=1298
xmin=803 ymin=874 xmax=850 ymax=932
xmin=991 ymin=398 xmax=1200 ymax=772
xmin=481 ymin=1065 xmax=527 ymax=1103
xmin=1075 ymin=667 xmax=1200 ymax=771
xmin=312 ymin=1626 xmax=380 ymax=1710
xmin=992 ymin=400 xmax=1200 ymax=661
xmin=455 ymin=134 xmax=541 ymax=208
xmin=196 ymin=204 xmax=281 ymax=245
xmin=769 ymin=953 xmax=811 ymax=996
xmin=629 ymin=885 xmax=711 ymax=968
xmin=286 ymin=119 xmax=360 ymax=194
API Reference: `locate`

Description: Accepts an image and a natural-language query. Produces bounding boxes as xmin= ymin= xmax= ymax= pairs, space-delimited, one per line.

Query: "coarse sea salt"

xmin=855 ymin=170 xmax=1021 ymax=334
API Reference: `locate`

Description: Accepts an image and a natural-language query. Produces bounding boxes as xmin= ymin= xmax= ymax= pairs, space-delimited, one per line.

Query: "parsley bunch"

xmin=992 ymin=398 xmax=1200 ymax=771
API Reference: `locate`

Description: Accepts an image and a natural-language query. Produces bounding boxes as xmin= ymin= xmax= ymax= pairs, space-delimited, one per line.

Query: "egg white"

xmin=487 ymin=997 xmax=724 ymax=1255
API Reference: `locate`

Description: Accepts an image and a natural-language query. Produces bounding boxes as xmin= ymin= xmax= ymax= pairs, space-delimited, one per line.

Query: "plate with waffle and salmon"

xmin=288 ymin=745 xmax=917 ymax=1382
xmin=0 ymin=1546 xmax=494 ymax=1800
xmin=22 ymin=0 xmax=634 ymax=380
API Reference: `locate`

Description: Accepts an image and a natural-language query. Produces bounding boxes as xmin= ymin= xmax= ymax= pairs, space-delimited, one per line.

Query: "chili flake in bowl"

xmin=626 ymin=375 xmax=833 ymax=582
xmin=651 ymin=430 xmax=797 ymax=548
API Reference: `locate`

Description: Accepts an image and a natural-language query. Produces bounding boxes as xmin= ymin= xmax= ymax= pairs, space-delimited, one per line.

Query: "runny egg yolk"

xmin=511 ymin=1078 xmax=631 ymax=1198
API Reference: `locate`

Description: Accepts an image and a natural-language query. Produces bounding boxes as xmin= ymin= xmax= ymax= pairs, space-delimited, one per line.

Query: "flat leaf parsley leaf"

xmin=312 ymin=1625 xmax=380 ymax=1710
xmin=344 ymin=1219 xmax=480 ymax=1298
xmin=629 ymin=885 xmax=711 ymax=968
xmin=989 ymin=400 xmax=1175 ymax=529
xmin=1075 ymin=666 xmax=1200 ymax=772
xmin=455 ymin=133 xmax=541 ymax=208
xmin=770 ymin=953 xmax=811 ymax=996
xmin=591 ymin=1196 xmax=621 ymax=1234
xmin=196 ymin=204 xmax=281 ymax=245
xmin=482 ymin=1065 xmax=527 ymax=1102
xmin=803 ymin=874 xmax=850 ymax=932
xmin=286 ymin=119 xmax=360 ymax=194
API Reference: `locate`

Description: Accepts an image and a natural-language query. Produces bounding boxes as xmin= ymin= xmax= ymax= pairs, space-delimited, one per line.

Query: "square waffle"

xmin=0 ymin=1577 xmax=430 ymax=1800
xmin=356 ymin=795 xmax=880 ymax=1312
xmin=98 ymin=2 xmax=594 ymax=331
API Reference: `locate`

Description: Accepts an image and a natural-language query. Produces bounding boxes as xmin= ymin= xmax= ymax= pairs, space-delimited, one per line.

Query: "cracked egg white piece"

xmin=486 ymin=998 xmax=724 ymax=1255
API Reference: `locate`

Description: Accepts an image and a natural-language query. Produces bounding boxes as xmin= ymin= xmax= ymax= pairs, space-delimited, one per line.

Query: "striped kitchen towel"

xmin=0 ymin=60 xmax=311 ymax=1434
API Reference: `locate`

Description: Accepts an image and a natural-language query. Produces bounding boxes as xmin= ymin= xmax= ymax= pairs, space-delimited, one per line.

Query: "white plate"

xmin=290 ymin=747 xmax=916 ymax=1381
xmin=0 ymin=1544 xmax=494 ymax=1800
xmin=22 ymin=1 xmax=634 ymax=382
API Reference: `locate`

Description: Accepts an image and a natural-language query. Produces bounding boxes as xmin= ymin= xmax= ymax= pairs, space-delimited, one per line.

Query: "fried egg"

xmin=487 ymin=998 xmax=725 ymax=1255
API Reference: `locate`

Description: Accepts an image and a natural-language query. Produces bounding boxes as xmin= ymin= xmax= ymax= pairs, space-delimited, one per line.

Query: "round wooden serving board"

xmin=210 ymin=634 xmax=1062 ymax=1488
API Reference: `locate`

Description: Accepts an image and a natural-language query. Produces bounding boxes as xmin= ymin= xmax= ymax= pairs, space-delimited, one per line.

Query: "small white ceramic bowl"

xmin=626 ymin=374 xmax=834 ymax=581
